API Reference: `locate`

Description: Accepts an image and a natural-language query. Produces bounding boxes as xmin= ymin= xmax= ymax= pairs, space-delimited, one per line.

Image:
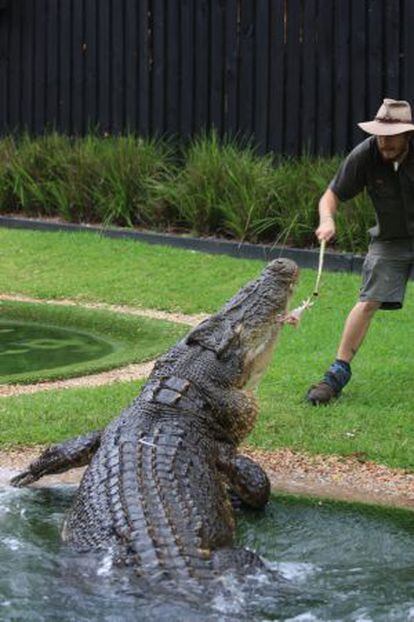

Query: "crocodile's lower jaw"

xmin=242 ymin=327 xmax=281 ymax=390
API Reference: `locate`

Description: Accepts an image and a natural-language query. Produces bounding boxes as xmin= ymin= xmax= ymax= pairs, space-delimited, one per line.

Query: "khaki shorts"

xmin=360 ymin=238 xmax=414 ymax=310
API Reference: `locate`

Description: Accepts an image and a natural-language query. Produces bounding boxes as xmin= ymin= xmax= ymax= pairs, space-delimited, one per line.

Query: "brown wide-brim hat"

xmin=358 ymin=98 xmax=414 ymax=135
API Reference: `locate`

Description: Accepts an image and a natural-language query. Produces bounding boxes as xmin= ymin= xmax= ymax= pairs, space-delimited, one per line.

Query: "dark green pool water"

xmin=0 ymin=485 xmax=413 ymax=621
xmin=0 ymin=321 xmax=115 ymax=380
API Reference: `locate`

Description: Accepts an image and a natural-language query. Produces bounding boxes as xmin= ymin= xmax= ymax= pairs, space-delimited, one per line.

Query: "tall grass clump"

xmin=161 ymin=135 xmax=375 ymax=252
xmin=0 ymin=136 xmax=17 ymax=211
xmin=3 ymin=133 xmax=73 ymax=216
xmin=161 ymin=132 xmax=280 ymax=242
xmin=1 ymin=133 xmax=174 ymax=227
xmin=254 ymin=155 xmax=372 ymax=252
xmin=252 ymin=155 xmax=338 ymax=248
xmin=66 ymin=135 xmax=175 ymax=227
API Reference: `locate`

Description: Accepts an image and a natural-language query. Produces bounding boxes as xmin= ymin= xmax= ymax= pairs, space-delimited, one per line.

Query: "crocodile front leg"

xmin=217 ymin=444 xmax=270 ymax=509
xmin=10 ymin=431 xmax=101 ymax=487
xmin=212 ymin=545 xmax=267 ymax=573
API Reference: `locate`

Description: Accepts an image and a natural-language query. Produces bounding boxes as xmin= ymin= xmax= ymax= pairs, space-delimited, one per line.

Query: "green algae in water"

xmin=0 ymin=321 xmax=115 ymax=380
xmin=1 ymin=485 xmax=413 ymax=621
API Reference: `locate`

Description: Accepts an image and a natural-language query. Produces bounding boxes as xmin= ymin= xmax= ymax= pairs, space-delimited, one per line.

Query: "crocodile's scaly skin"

xmin=11 ymin=259 xmax=298 ymax=584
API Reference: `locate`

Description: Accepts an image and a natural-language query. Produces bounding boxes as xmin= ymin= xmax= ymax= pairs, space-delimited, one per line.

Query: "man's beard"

xmin=379 ymin=146 xmax=407 ymax=162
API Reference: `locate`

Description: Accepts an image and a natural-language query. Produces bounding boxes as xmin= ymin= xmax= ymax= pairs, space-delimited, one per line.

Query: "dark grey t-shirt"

xmin=329 ymin=136 xmax=414 ymax=240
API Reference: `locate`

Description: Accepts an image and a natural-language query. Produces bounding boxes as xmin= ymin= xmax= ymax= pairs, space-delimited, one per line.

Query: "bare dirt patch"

xmin=0 ymin=361 xmax=155 ymax=397
xmin=2 ymin=445 xmax=413 ymax=511
xmin=244 ymin=447 xmax=414 ymax=510
xmin=0 ymin=293 xmax=208 ymax=326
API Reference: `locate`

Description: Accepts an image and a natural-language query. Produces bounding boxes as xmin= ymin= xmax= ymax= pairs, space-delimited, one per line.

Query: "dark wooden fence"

xmin=0 ymin=0 xmax=413 ymax=156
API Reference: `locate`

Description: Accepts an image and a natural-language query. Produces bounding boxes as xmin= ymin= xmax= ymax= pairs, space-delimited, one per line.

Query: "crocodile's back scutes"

xmin=64 ymin=404 xmax=234 ymax=580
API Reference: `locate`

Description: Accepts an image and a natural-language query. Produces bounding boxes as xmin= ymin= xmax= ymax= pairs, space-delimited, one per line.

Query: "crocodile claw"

xmin=10 ymin=470 xmax=38 ymax=487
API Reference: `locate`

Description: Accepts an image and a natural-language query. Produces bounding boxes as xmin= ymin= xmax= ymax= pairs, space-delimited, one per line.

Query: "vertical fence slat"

xmin=152 ymin=0 xmax=166 ymax=135
xmin=285 ymin=0 xmax=301 ymax=155
xmin=0 ymin=3 xmax=9 ymax=131
xmin=111 ymin=0 xmax=124 ymax=134
xmin=301 ymin=0 xmax=317 ymax=155
xmin=8 ymin=1 xmax=22 ymax=130
xmin=21 ymin=0 xmax=35 ymax=132
xmin=124 ymin=0 xmax=137 ymax=132
xmin=350 ymin=0 xmax=366 ymax=146
xmin=180 ymin=0 xmax=194 ymax=137
xmin=238 ymin=0 xmax=254 ymax=137
xmin=254 ymin=0 xmax=270 ymax=153
xmin=210 ymin=0 xmax=224 ymax=135
xmin=59 ymin=0 xmax=71 ymax=133
xmin=224 ymin=0 xmax=238 ymax=137
xmin=138 ymin=0 xmax=149 ymax=135
xmin=194 ymin=0 xmax=209 ymax=132
xmin=97 ymin=0 xmax=110 ymax=132
xmin=333 ymin=0 xmax=350 ymax=153
xmin=166 ymin=0 xmax=179 ymax=134
xmin=384 ymin=0 xmax=400 ymax=98
xmin=34 ymin=0 xmax=47 ymax=134
xmin=268 ymin=0 xmax=285 ymax=153
xmin=402 ymin=0 xmax=414 ymax=106
xmin=84 ymin=0 xmax=97 ymax=130
xmin=73 ymin=0 xmax=85 ymax=134
xmin=317 ymin=0 xmax=334 ymax=155
xmin=46 ymin=0 xmax=59 ymax=128
xmin=367 ymin=0 xmax=384 ymax=119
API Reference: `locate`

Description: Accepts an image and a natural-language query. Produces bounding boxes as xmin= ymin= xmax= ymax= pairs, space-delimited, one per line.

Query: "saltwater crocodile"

xmin=11 ymin=258 xmax=297 ymax=584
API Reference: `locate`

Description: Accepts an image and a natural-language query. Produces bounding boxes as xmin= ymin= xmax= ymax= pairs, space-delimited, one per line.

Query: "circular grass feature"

xmin=0 ymin=320 xmax=116 ymax=378
xmin=0 ymin=301 xmax=188 ymax=385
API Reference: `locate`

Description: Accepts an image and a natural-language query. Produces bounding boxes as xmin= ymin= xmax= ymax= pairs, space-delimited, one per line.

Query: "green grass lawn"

xmin=1 ymin=227 xmax=413 ymax=470
xmin=0 ymin=228 xmax=265 ymax=313
xmin=0 ymin=382 xmax=140 ymax=445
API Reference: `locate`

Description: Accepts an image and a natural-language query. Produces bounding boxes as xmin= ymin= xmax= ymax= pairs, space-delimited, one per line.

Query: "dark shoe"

xmin=306 ymin=359 xmax=352 ymax=405
xmin=306 ymin=381 xmax=339 ymax=405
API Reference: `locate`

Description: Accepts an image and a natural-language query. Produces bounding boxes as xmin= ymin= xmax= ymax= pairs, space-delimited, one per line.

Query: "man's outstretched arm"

xmin=316 ymin=188 xmax=339 ymax=242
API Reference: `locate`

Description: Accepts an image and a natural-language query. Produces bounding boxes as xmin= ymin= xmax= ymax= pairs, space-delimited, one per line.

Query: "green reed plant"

xmin=248 ymin=153 xmax=374 ymax=252
xmin=67 ymin=135 xmax=174 ymax=227
xmin=160 ymin=132 xmax=280 ymax=241
xmin=160 ymin=137 xmax=375 ymax=252
xmin=257 ymin=156 xmax=337 ymax=247
xmin=5 ymin=133 xmax=73 ymax=216
xmin=0 ymin=136 xmax=17 ymax=212
xmin=1 ymin=133 xmax=173 ymax=226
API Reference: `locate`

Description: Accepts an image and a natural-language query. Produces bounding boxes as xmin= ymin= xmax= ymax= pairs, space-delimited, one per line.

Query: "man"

xmin=307 ymin=98 xmax=414 ymax=405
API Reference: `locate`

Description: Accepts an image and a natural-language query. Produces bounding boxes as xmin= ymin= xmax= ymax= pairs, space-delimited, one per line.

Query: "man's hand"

xmin=316 ymin=216 xmax=336 ymax=242
xmin=316 ymin=189 xmax=338 ymax=242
